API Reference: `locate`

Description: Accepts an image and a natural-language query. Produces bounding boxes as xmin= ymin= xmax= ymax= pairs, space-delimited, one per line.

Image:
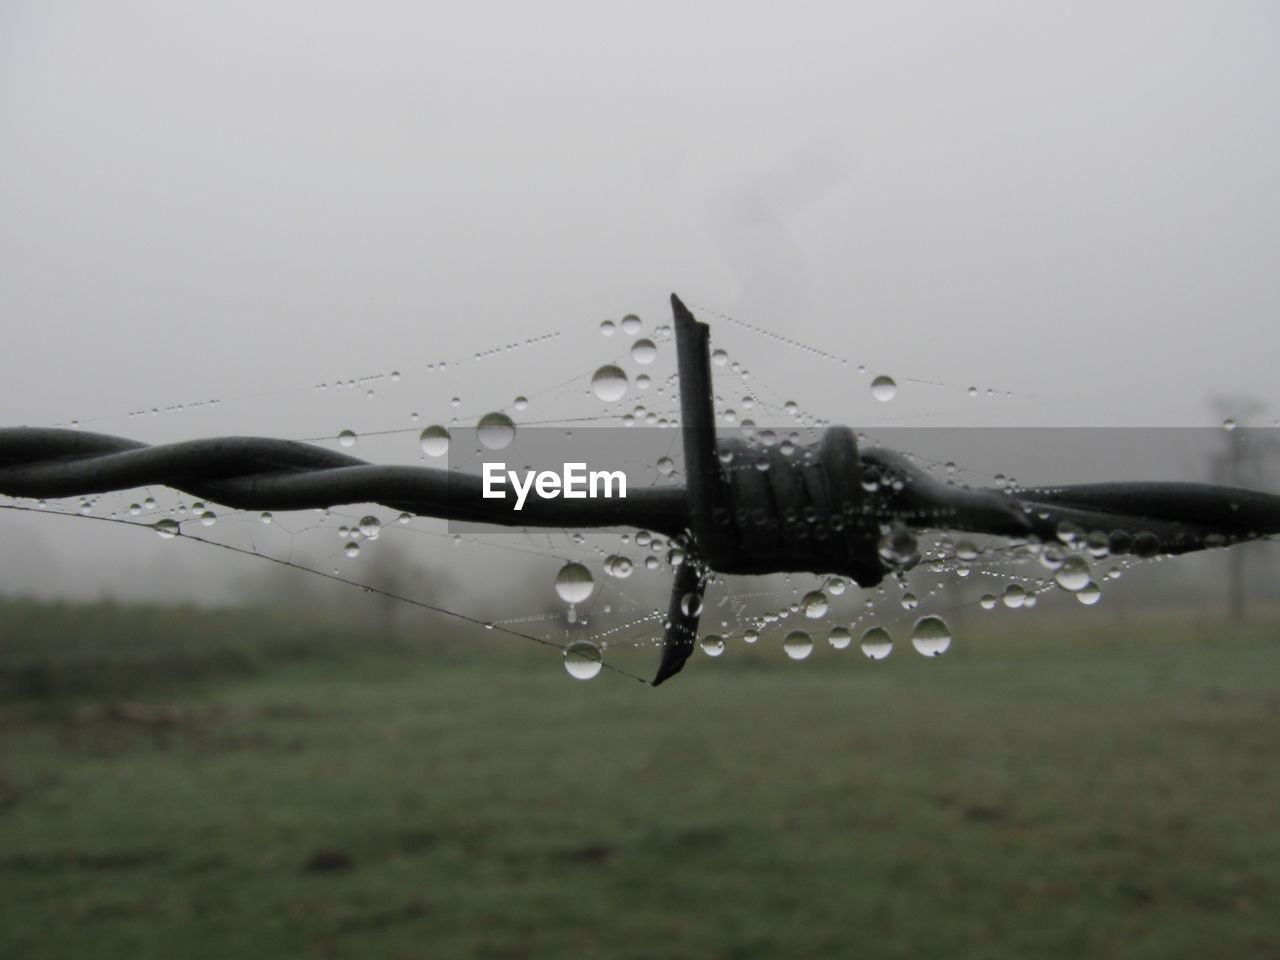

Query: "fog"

xmin=2 ymin=1 xmax=1278 ymax=604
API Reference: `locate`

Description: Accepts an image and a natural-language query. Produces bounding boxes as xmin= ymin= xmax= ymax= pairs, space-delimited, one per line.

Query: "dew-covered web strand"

xmin=0 ymin=502 xmax=653 ymax=685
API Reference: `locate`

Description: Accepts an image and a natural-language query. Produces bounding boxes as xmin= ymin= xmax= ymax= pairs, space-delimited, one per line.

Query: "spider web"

xmin=0 ymin=300 xmax=1233 ymax=684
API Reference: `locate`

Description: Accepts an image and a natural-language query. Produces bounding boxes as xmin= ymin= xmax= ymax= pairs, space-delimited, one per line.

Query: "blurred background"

xmin=1 ymin=2 xmax=1278 ymax=957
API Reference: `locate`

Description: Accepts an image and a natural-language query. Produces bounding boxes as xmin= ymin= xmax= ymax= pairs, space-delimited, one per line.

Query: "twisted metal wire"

xmin=5 ymin=294 xmax=1280 ymax=686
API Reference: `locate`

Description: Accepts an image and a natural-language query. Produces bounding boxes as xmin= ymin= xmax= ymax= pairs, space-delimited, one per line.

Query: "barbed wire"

xmin=3 ymin=295 xmax=1279 ymax=685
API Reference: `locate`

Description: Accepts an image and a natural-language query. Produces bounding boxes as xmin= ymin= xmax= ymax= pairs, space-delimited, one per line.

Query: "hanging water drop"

xmin=419 ymin=425 xmax=450 ymax=457
xmin=802 ymin=591 xmax=829 ymax=619
xmin=860 ymin=626 xmax=893 ymax=660
xmin=563 ymin=640 xmax=603 ymax=680
xmin=631 ymin=339 xmax=657 ymax=365
xmin=591 ymin=365 xmax=629 ymax=402
xmin=870 ymin=376 xmax=897 ymax=402
xmin=554 ymin=562 xmax=594 ymax=604
xmin=1054 ymin=556 xmax=1091 ymax=592
xmin=514 ymin=396 xmax=529 ymax=411
xmin=1076 ymin=581 xmax=1102 ymax=605
xmin=477 ymin=412 xmax=516 ymax=451
xmin=338 ymin=429 xmax=357 ymax=448
xmin=700 ymin=634 xmax=725 ymax=657
xmin=783 ymin=630 xmax=814 ymax=661
xmin=827 ymin=627 xmax=852 ymax=650
xmin=911 ymin=616 xmax=951 ymax=657
xmin=1002 ymin=584 xmax=1027 ymax=608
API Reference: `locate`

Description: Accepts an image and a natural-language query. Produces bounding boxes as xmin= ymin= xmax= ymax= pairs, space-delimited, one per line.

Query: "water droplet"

xmin=783 ymin=630 xmax=814 ymax=660
xmin=554 ymin=562 xmax=594 ymax=604
xmin=477 ymin=412 xmax=516 ymax=451
xmin=143 ymin=497 xmax=157 ymax=510
xmin=591 ymin=365 xmax=629 ymax=402
xmin=358 ymin=516 xmax=381 ymax=539
xmin=1076 ymin=581 xmax=1102 ymax=605
xmin=1054 ymin=556 xmax=1091 ymax=592
xmin=700 ymin=634 xmax=725 ymax=657
xmin=605 ymin=554 xmax=633 ymax=578
xmin=600 ymin=320 xmax=616 ymax=336
xmin=419 ymin=425 xmax=450 ymax=457
xmin=198 ymin=510 xmax=217 ymax=527
xmin=1084 ymin=530 xmax=1110 ymax=558
xmin=153 ymin=519 xmax=180 ymax=539
xmin=338 ymin=429 xmax=357 ymax=448
xmin=911 ymin=616 xmax=952 ymax=657
xmin=514 ymin=396 xmax=529 ymax=411
xmin=343 ymin=541 xmax=360 ymax=559
xmin=1223 ymin=418 xmax=1237 ymax=432
xmin=979 ymin=594 xmax=997 ymax=610
xmin=870 ymin=375 xmax=897 ymax=402
xmin=620 ymin=314 xmax=642 ymax=335
xmin=860 ymin=626 xmax=893 ymax=660
xmin=827 ymin=627 xmax=852 ymax=650
xmin=711 ymin=349 xmax=729 ymax=366
xmin=563 ymin=640 xmax=603 ymax=680
xmin=743 ymin=628 xmax=759 ymax=644
xmin=631 ymin=339 xmax=657 ymax=365
xmin=680 ymin=592 xmax=703 ymax=617
xmin=1002 ymin=584 xmax=1027 ymax=608
xmin=657 ymin=456 xmax=675 ymax=476
xmin=1056 ymin=521 xmax=1085 ymax=545
xmin=900 ymin=592 xmax=919 ymax=611
xmin=667 ymin=547 xmax=685 ymax=567
xmin=802 ymin=591 xmax=829 ymax=619
xmin=636 ymin=374 xmax=651 ymax=390
xmin=955 ymin=541 xmax=979 ymax=562
xmin=1039 ymin=543 xmax=1066 ymax=570
xmin=878 ymin=528 xmax=920 ymax=568
xmin=260 ymin=512 xmax=273 ymax=524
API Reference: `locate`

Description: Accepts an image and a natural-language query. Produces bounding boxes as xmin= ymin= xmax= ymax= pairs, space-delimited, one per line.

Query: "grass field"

xmin=1 ymin=598 xmax=1278 ymax=959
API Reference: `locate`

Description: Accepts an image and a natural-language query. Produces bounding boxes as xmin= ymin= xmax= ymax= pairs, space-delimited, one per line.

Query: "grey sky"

xmin=2 ymin=1 xmax=1279 ymax=601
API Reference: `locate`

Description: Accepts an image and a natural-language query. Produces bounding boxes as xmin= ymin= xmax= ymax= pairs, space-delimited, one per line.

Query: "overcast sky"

xmin=2 ymin=1 xmax=1278 ymax=601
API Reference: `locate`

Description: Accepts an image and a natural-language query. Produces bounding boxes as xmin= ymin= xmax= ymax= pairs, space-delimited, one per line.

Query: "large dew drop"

xmin=1054 ymin=556 xmax=1091 ymax=592
xmin=870 ymin=376 xmax=897 ymax=402
xmin=563 ymin=640 xmax=603 ymax=680
xmin=700 ymin=634 xmax=726 ymax=657
xmin=554 ymin=562 xmax=594 ymax=604
xmin=477 ymin=412 xmax=516 ymax=451
xmin=783 ymin=630 xmax=814 ymax=661
xmin=860 ymin=626 xmax=893 ymax=660
xmin=620 ymin=314 xmax=642 ymax=336
xmin=802 ymin=591 xmax=829 ymax=619
xmin=910 ymin=616 xmax=952 ymax=657
xmin=591 ymin=365 xmax=629 ymax=402
xmin=827 ymin=627 xmax=852 ymax=650
xmin=153 ymin=518 xmax=180 ymax=539
xmin=631 ymin=339 xmax=657 ymax=365
xmin=337 ymin=429 xmax=357 ymax=448
xmin=419 ymin=425 xmax=450 ymax=457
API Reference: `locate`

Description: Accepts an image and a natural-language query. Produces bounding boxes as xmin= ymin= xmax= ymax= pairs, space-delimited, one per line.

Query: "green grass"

xmin=1 ymin=603 xmax=1278 ymax=959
